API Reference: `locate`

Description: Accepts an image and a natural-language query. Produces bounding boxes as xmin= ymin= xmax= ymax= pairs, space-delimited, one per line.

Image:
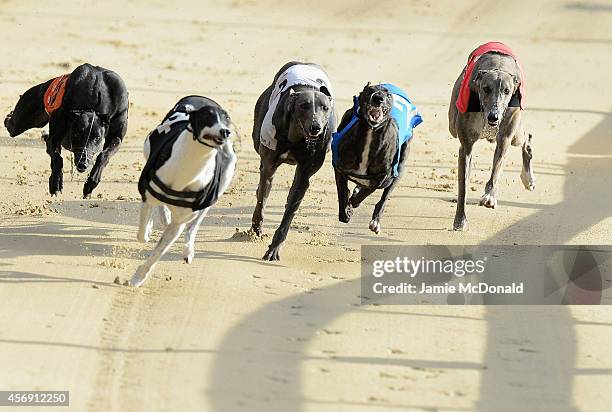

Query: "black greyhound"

xmin=332 ymin=83 xmax=422 ymax=234
xmin=251 ymin=61 xmax=336 ymax=261
xmin=4 ymin=63 xmax=128 ymax=197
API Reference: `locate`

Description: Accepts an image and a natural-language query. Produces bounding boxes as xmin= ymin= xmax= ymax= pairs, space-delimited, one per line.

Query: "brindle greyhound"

xmin=449 ymin=45 xmax=535 ymax=231
xmin=251 ymin=61 xmax=336 ymax=261
xmin=333 ymin=83 xmax=422 ymax=234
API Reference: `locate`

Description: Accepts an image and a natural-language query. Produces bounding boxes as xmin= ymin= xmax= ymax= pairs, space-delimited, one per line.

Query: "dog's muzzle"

xmin=305 ymin=132 xmax=325 ymax=152
xmin=4 ymin=112 xmax=14 ymax=133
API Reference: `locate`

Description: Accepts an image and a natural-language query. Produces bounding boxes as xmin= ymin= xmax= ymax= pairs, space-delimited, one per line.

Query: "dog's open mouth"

xmin=367 ymin=106 xmax=387 ymax=124
xmin=202 ymin=135 xmax=225 ymax=146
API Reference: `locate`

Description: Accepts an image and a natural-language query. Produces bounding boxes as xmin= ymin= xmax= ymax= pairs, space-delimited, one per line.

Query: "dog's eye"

xmin=504 ymin=88 xmax=510 ymax=95
xmin=322 ymin=105 xmax=329 ymax=111
xmin=483 ymin=87 xmax=491 ymax=94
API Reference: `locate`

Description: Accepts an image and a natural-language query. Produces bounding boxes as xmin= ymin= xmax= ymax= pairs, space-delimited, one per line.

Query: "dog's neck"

xmin=155 ymin=129 xmax=217 ymax=192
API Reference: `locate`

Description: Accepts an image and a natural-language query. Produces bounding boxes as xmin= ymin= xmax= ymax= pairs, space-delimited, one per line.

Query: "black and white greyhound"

xmin=131 ymin=96 xmax=236 ymax=288
xmin=3 ymin=63 xmax=128 ymax=198
xmin=251 ymin=61 xmax=336 ymax=261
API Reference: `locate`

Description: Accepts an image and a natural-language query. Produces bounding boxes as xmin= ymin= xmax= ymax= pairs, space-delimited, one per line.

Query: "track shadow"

xmin=0 ymin=270 xmax=115 ymax=286
xmin=477 ymin=111 xmax=612 ymax=411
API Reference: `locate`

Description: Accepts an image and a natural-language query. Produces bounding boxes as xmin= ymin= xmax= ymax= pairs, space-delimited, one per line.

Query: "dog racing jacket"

xmin=331 ymin=83 xmax=422 ymax=182
xmin=456 ymin=41 xmax=526 ymax=113
xmin=138 ymin=111 xmax=229 ymax=211
xmin=43 ymin=74 xmax=70 ymax=114
xmin=260 ymin=64 xmax=334 ymax=151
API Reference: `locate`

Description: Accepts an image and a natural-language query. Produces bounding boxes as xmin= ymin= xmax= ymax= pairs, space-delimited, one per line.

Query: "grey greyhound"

xmin=251 ymin=61 xmax=336 ymax=260
xmin=449 ymin=42 xmax=535 ymax=231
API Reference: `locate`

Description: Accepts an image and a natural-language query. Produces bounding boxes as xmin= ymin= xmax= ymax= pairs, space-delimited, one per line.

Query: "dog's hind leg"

xmin=183 ymin=209 xmax=208 ymax=264
xmin=480 ymin=135 xmax=511 ymax=209
xmin=369 ymin=142 xmax=410 ymax=234
xmin=130 ymin=222 xmax=186 ymax=287
xmin=349 ymin=186 xmax=376 ymax=209
xmin=453 ymin=141 xmax=474 ymax=231
xmin=46 ymin=118 xmax=64 ymax=196
xmin=251 ymin=159 xmax=279 ymax=236
xmin=137 ymin=202 xmax=155 ymax=243
xmin=335 ymin=170 xmax=353 ymax=223
xmin=520 ymin=134 xmax=535 ymax=191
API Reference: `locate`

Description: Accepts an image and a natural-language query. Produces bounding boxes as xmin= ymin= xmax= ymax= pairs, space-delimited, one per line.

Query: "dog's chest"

xmin=279 ymin=150 xmax=298 ymax=165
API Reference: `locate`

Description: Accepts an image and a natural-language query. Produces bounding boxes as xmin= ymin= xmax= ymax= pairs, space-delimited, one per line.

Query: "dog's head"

xmin=471 ymin=69 xmax=520 ymax=127
xmin=4 ymin=85 xmax=50 ymax=137
xmin=358 ymin=83 xmax=393 ymax=128
xmin=188 ymin=104 xmax=232 ymax=148
xmin=285 ymin=87 xmax=333 ymax=151
xmin=66 ymin=110 xmax=109 ymax=172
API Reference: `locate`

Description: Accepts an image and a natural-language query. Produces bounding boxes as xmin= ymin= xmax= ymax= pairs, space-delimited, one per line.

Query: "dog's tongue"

xmin=368 ymin=107 xmax=383 ymax=122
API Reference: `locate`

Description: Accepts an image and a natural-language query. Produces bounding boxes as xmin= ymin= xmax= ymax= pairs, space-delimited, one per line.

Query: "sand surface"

xmin=1 ymin=1 xmax=612 ymax=411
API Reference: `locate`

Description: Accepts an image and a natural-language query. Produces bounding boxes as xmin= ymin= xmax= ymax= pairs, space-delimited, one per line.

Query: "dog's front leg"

xmin=251 ymin=159 xmax=279 ymax=236
xmin=370 ymin=142 xmax=410 ymax=234
xmin=480 ymin=135 xmax=511 ymax=209
xmin=453 ymin=141 xmax=474 ymax=231
xmin=45 ymin=136 xmax=63 ymax=196
xmin=83 ymin=136 xmax=121 ymax=198
xmin=335 ymin=169 xmax=352 ymax=223
xmin=137 ymin=202 xmax=154 ymax=243
xmin=263 ymin=164 xmax=311 ymax=261
xmin=130 ymin=222 xmax=186 ymax=287
xmin=183 ymin=209 xmax=208 ymax=264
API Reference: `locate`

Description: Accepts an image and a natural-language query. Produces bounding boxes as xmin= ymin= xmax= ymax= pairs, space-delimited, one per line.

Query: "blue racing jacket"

xmin=332 ymin=83 xmax=423 ymax=177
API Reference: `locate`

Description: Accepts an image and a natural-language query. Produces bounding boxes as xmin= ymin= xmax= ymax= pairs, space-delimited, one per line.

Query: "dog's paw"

xmin=262 ymin=245 xmax=281 ymax=261
xmin=129 ymin=266 xmax=151 ymax=288
xmin=521 ymin=170 xmax=535 ymax=191
xmin=49 ymin=173 xmax=63 ymax=196
xmin=453 ymin=215 xmax=468 ymax=231
xmin=83 ymin=178 xmax=98 ymax=199
xmin=251 ymin=224 xmax=263 ymax=237
xmin=339 ymin=205 xmax=353 ymax=223
xmin=183 ymin=245 xmax=194 ymax=264
xmin=137 ymin=231 xmax=150 ymax=243
xmin=369 ymin=219 xmax=381 ymax=234
xmin=479 ymin=193 xmax=497 ymax=209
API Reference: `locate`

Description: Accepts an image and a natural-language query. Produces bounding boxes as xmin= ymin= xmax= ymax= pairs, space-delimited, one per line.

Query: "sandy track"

xmin=1 ymin=1 xmax=612 ymax=411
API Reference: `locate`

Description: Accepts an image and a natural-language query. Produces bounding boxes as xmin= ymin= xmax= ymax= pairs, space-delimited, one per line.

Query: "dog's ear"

xmin=363 ymin=82 xmax=371 ymax=91
xmin=188 ymin=109 xmax=205 ymax=138
xmin=320 ymin=86 xmax=332 ymax=99
xmin=512 ymin=74 xmax=521 ymax=92
xmin=471 ymin=70 xmax=487 ymax=88
xmin=282 ymin=88 xmax=297 ymax=127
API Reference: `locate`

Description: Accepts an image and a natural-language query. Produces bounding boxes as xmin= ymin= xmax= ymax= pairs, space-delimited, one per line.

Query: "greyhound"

xmin=251 ymin=61 xmax=336 ymax=261
xmin=332 ymin=83 xmax=422 ymax=234
xmin=4 ymin=63 xmax=128 ymax=198
xmin=449 ymin=42 xmax=535 ymax=231
xmin=131 ymin=96 xmax=236 ymax=288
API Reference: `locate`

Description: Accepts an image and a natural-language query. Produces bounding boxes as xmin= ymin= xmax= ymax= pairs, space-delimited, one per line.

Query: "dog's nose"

xmin=487 ymin=113 xmax=499 ymax=124
xmin=310 ymin=123 xmax=322 ymax=135
xmin=219 ymin=128 xmax=231 ymax=139
xmin=372 ymin=94 xmax=384 ymax=105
